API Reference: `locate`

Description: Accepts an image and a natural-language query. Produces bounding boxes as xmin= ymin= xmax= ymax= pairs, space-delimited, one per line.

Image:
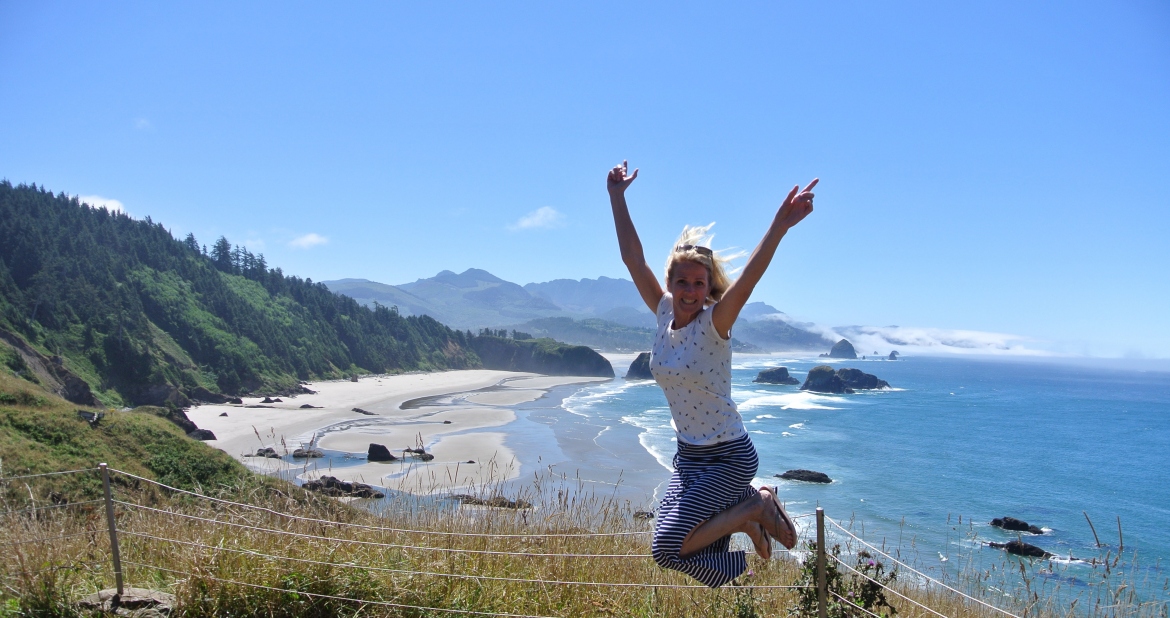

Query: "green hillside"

xmin=0 ymin=181 xmax=478 ymax=406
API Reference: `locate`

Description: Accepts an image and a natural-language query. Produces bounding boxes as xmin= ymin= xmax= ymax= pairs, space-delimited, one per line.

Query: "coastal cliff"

xmin=468 ymin=334 xmax=614 ymax=377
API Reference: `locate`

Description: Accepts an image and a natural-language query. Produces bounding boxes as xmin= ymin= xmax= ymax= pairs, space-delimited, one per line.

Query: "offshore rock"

xmin=828 ymin=339 xmax=858 ymax=359
xmin=837 ymin=368 xmax=890 ymax=390
xmin=754 ymin=367 xmax=800 ymax=385
xmin=800 ymin=365 xmax=854 ymax=394
xmin=368 ymin=443 xmax=398 ymax=462
xmin=303 ymin=475 xmax=384 ymax=499
xmin=888 ymin=351 xmax=899 ymax=360
xmin=988 ymin=540 xmax=1052 ymax=558
xmin=625 ymin=352 xmax=653 ymax=380
xmin=292 ymin=448 xmax=324 ymax=458
xmin=991 ymin=517 xmax=1044 ymax=535
xmin=777 ymin=469 xmax=833 ymax=483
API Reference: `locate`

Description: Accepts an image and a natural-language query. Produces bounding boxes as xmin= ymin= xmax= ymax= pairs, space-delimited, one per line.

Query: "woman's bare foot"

xmin=757 ymin=487 xmax=797 ymax=549
xmin=746 ymin=521 xmax=772 ymax=560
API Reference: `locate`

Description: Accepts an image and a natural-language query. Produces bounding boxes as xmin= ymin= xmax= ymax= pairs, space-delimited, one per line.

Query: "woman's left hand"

xmin=776 ymin=178 xmax=818 ymax=230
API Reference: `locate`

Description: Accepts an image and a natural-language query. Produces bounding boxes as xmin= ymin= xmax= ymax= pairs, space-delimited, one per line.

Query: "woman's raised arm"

xmin=711 ymin=179 xmax=818 ymax=338
xmin=608 ymin=161 xmax=664 ymax=313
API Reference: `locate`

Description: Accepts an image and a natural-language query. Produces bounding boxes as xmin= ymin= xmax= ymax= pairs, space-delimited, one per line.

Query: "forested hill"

xmin=0 ymin=181 xmax=478 ymax=406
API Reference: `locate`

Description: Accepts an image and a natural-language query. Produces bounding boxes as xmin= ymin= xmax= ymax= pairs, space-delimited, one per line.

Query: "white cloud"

xmin=288 ymin=233 xmax=328 ymax=249
xmin=807 ymin=323 xmax=1051 ymax=357
xmin=77 ymin=195 xmax=126 ymax=214
xmin=509 ymin=206 xmax=565 ymax=231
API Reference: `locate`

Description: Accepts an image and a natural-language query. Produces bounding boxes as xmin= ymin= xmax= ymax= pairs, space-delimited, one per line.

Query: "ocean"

xmin=561 ymin=354 xmax=1170 ymax=603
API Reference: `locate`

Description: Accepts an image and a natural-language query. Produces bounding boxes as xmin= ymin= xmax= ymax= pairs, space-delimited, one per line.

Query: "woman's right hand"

xmin=607 ymin=160 xmax=639 ymax=195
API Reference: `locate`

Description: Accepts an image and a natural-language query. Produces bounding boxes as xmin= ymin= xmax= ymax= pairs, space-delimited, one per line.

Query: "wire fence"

xmin=0 ymin=464 xmax=1055 ymax=618
xmin=826 ymin=516 xmax=1023 ymax=618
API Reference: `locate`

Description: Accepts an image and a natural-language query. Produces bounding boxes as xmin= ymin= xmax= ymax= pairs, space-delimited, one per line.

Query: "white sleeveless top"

xmin=649 ymin=294 xmax=747 ymax=445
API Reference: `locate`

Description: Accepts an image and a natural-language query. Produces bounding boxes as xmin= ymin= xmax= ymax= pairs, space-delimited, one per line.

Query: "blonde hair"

xmin=665 ymin=223 xmax=738 ymax=303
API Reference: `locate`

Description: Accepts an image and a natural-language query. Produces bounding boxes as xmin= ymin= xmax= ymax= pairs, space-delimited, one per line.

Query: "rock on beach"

xmin=303 ymin=475 xmax=384 ymax=499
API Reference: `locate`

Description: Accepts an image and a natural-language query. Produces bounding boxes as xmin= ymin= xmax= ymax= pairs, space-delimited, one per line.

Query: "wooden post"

xmin=817 ymin=507 xmax=828 ymax=618
xmin=1117 ymin=516 xmax=1123 ymax=552
xmin=100 ymin=463 xmax=124 ymax=596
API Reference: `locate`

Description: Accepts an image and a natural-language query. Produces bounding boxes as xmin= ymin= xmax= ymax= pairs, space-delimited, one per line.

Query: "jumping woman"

xmin=607 ymin=160 xmax=817 ymax=588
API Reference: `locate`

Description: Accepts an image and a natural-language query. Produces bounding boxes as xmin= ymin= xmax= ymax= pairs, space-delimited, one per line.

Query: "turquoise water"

xmin=563 ymin=354 xmax=1170 ymax=601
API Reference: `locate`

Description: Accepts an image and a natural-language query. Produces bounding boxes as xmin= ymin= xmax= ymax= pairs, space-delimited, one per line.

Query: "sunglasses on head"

xmin=675 ymin=244 xmax=713 ymax=257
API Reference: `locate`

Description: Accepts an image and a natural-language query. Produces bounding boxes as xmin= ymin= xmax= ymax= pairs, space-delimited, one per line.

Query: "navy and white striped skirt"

xmin=651 ymin=433 xmax=759 ymax=588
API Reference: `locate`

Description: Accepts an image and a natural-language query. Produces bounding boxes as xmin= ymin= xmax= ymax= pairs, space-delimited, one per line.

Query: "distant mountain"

xmin=325 ymin=271 xmax=829 ymax=352
xmin=524 ymin=276 xmax=651 ymax=315
xmin=506 ymin=317 xmax=762 ymax=353
xmin=325 ymin=269 xmax=564 ymax=331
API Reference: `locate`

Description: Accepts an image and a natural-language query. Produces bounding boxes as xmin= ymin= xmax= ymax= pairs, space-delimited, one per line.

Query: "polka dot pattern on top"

xmin=649 ymin=294 xmax=747 ymax=446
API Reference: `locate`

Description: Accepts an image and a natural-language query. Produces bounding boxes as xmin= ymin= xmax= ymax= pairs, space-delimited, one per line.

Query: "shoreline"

xmin=186 ymin=370 xmax=641 ymax=498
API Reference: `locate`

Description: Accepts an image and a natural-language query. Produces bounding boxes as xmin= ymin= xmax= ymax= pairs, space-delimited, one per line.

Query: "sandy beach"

xmin=187 ymin=370 xmax=612 ymax=492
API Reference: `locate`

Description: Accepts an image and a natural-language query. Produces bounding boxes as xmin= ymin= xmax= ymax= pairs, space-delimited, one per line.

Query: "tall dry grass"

xmin=1 ymin=463 xmax=1165 ymax=618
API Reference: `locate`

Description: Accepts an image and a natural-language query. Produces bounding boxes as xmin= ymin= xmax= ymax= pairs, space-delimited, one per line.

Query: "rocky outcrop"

xmin=352 ymin=407 xmax=376 ymax=415
xmin=754 ymin=367 xmax=800 ymax=385
xmin=0 ymin=330 xmax=99 ymax=406
xmin=988 ymin=540 xmax=1052 ymax=558
xmin=888 ymin=351 xmax=899 ymax=360
xmin=819 ymin=339 xmax=857 ymax=359
xmin=777 ymin=469 xmax=833 ymax=483
xmin=187 ymin=386 xmax=232 ymax=404
xmin=78 ymin=587 xmax=175 ymax=615
xmin=135 ymin=384 xmax=191 ymax=408
xmin=837 ymin=368 xmax=890 ymax=390
xmin=625 ymin=352 xmax=653 ymax=380
xmin=368 ymin=443 xmax=398 ymax=462
xmin=449 ymin=494 xmax=533 ymax=509
xmin=247 ymin=447 xmax=282 ymax=458
xmin=303 ymin=476 xmax=384 ymax=499
xmin=801 ymin=366 xmax=890 ymax=393
xmin=300 ymin=403 xmax=321 ymax=409
xmin=187 ymin=429 xmax=216 ymax=440
xmin=991 ymin=517 xmax=1044 ymax=534
xmin=292 ymin=448 xmax=324 ymax=458
xmin=403 ymin=447 xmax=435 ymax=461
xmin=800 ymin=365 xmax=853 ymax=394
xmin=470 ymin=336 xmax=614 ymax=377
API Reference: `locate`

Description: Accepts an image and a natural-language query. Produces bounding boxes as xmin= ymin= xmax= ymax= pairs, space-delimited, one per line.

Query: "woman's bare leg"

xmin=679 ymin=487 xmax=794 ymax=558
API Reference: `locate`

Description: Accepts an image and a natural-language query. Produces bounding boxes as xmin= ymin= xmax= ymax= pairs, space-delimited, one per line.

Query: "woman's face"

xmin=668 ymin=260 xmax=710 ymax=327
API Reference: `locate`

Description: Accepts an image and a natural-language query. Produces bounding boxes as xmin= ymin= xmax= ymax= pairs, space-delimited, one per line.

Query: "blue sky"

xmin=2 ymin=2 xmax=1167 ymax=358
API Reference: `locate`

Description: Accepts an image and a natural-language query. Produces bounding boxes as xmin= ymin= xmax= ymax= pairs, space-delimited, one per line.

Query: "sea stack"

xmin=625 ymin=352 xmax=653 ymax=380
xmin=801 ymin=365 xmax=853 ymax=394
xmin=754 ymin=367 xmax=800 ymax=385
xmin=828 ymin=339 xmax=858 ymax=359
xmin=801 ymin=366 xmax=890 ymax=393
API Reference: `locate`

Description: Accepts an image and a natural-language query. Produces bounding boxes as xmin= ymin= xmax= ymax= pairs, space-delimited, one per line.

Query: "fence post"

xmin=817 ymin=507 xmax=827 ymax=618
xmin=100 ymin=463 xmax=124 ymax=596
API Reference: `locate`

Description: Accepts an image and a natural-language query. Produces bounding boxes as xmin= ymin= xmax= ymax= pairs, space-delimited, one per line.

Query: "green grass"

xmin=0 ymin=372 xmax=247 ymax=501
